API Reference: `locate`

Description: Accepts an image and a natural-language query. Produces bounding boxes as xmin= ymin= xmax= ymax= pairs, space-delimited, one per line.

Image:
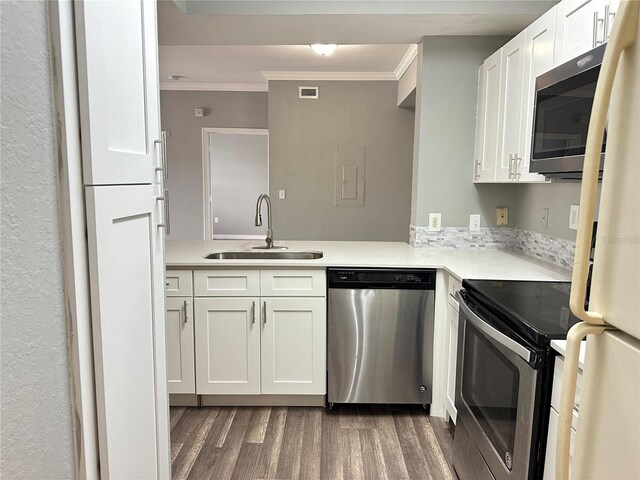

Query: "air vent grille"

xmin=299 ymin=86 xmax=319 ymax=99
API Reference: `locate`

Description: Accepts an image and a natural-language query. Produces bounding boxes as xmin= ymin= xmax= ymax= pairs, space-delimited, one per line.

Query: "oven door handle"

xmin=457 ymin=292 xmax=533 ymax=363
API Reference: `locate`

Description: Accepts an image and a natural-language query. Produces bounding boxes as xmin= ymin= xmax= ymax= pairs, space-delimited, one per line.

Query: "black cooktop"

xmin=462 ymin=279 xmax=580 ymax=347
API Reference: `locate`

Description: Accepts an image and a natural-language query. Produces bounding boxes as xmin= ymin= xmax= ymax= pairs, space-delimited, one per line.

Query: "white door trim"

xmin=201 ymin=127 xmax=269 ymax=240
xmin=48 ymin=1 xmax=99 ymax=478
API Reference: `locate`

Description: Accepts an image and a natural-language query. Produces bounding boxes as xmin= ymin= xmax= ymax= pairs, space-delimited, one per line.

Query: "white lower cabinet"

xmin=165 ymin=297 xmax=196 ymax=394
xmin=194 ymin=297 xmax=261 ymax=395
xmin=188 ymin=268 xmax=327 ymax=398
xmin=261 ymin=297 xmax=326 ymax=395
xmin=444 ymin=274 xmax=462 ymax=423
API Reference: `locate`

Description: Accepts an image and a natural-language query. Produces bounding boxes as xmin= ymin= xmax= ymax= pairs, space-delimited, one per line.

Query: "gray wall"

xmin=411 ymin=36 xmax=518 ymax=229
xmin=268 ymin=80 xmax=414 ymax=241
xmin=160 ymin=90 xmax=268 ymax=240
xmin=516 ymin=182 xmax=590 ymax=241
xmin=210 ymin=132 xmax=268 ymax=236
xmin=1 ymin=1 xmax=74 ymax=478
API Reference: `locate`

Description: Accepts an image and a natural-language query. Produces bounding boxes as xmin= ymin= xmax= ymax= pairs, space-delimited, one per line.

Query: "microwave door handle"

xmin=456 ymin=292 xmax=532 ymax=363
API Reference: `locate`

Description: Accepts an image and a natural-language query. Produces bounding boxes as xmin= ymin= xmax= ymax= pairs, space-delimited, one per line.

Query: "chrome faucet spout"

xmin=254 ymin=194 xmax=274 ymax=248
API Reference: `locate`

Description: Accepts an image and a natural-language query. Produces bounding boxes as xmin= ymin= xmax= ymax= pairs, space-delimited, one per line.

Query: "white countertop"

xmin=166 ymin=240 xmax=571 ymax=282
xmin=551 ymin=340 xmax=587 ymax=370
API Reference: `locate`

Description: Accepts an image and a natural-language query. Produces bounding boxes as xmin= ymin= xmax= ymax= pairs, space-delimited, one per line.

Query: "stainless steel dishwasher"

xmin=327 ymin=268 xmax=436 ymax=408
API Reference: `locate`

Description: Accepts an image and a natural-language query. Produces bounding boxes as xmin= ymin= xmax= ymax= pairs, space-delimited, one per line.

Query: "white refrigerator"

xmin=557 ymin=1 xmax=640 ymax=479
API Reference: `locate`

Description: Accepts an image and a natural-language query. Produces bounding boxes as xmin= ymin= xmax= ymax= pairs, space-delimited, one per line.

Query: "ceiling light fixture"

xmin=310 ymin=44 xmax=337 ymax=56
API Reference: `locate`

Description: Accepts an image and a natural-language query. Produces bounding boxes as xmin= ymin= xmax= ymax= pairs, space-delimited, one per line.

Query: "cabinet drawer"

xmin=551 ymin=356 xmax=582 ymax=430
xmin=165 ymin=270 xmax=193 ymax=297
xmin=194 ymin=270 xmax=260 ymax=297
xmin=260 ymin=269 xmax=326 ymax=297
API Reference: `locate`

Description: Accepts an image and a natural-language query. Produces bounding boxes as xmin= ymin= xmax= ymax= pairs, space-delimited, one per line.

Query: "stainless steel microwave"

xmin=530 ymin=44 xmax=607 ymax=179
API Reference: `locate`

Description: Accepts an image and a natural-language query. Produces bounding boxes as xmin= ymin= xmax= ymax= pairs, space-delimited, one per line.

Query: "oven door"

xmin=455 ymin=292 xmax=542 ymax=480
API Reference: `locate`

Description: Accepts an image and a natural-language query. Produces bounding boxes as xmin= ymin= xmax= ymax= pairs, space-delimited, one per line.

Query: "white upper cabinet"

xmin=75 ymin=0 xmax=162 ymax=186
xmin=519 ymin=8 xmax=556 ymax=182
xmin=474 ymin=49 xmax=502 ymax=183
xmin=554 ymin=0 xmax=608 ymax=66
xmin=497 ymin=32 xmax=526 ymax=182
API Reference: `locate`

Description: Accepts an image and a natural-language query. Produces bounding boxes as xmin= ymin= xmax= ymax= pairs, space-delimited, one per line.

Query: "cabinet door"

xmin=261 ymin=298 xmax=326 ymax=395
xmin=194 ymin=297 xmax=260 ymax=394
xmin=75 ymin=0 xmax=162 ymax=185
xmin=475 ymin=49 xmax=502 ymax=183
xmin=497 ymin=32 xmax=526 ymax=182
xmin=554 ymin=0 xmax=607 ymax=66
xmin=165 ymin=297 xmax=195 ymax=394
xmin=445 ymin=301 xmax=459 ymax=423
xmin=520 ymin=8 xmax=556 ymax=182
xmin=85 ymin=185 xmax=169 ymax=479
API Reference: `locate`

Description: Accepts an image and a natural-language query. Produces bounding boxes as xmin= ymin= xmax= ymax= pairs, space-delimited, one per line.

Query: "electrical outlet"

xmin=470 ymin=214 xmax=481 ymax=231
xmin=428 ymin=213 xmax=442 ymax=232
xmin=279 ymin=189 xmax=286 ymax=200
xmin=214 ymin=217 xmax=219 ymax=224
xmin=496 ymin=207 xmax=509 ymax=226
xmin=541 ymin=208 xmax=549 ymax=229
xmin=569 ymin=204 xmax=579 ymax=230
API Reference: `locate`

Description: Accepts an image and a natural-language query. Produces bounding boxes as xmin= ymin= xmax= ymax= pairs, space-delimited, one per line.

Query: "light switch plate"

xmin=496 ymin=207 xmax=509 ymax=226
xmin=279 ymin=189 xmax=286 ymax=200
xmin=428 ymin=213 xmax=442 ymax=232
xmin=214 ymin=217 xmax=219 ymax=224
xmin=541 ymin=208 xmax=549 ymax=229
xmin=470 ymin=214 xmax=481 ymax=231
xmin=569 ymin=204 xmax=579 ymax=230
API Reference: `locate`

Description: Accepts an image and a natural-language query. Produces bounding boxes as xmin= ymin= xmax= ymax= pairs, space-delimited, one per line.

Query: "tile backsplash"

xmin=410 ymin=225 xmax=575 ymax=270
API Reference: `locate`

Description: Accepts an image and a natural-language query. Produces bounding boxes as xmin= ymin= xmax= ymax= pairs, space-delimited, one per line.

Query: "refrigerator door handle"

xmin=569 ymin=0 xmax=639 ymax=326
xmin=556 ymin=322 xmax=610 ymax=480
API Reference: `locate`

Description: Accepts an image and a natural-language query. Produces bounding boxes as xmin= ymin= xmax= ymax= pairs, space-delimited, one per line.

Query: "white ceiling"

xmin=157 ymin=0 xmax=557 ymax=91
xmin=159 ymin=44 xmax=414 ymax=89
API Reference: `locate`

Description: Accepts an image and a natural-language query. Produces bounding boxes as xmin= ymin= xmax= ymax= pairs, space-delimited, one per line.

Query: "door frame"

xmin=201 ymin=127 xmax=269 ymax=240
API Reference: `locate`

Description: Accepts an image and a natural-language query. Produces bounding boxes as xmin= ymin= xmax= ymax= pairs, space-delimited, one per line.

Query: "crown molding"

xmin=262 ymin=71 xmax=398 ymax=81
xmin=159 ymin=82 xmax=268 ymax=92
xmin=394 ymin=44 xmax=418 ymax=80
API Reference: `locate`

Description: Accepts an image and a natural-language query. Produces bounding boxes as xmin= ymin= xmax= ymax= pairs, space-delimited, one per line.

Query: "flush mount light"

xmin=310 ymin=44 xmax=337 ymax=56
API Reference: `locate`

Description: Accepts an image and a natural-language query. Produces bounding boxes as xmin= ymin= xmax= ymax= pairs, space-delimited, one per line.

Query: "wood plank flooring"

xmin=170 ymin=405 xmax=456 ymax=480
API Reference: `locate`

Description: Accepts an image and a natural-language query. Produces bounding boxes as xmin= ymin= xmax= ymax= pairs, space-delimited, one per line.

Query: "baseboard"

xmin=200 ymin=394 xmax=325 ymax=407
xmin=169 ymin=394 xmax=199 ymax=407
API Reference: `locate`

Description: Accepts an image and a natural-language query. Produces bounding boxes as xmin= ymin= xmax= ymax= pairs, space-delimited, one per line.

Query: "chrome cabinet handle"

xmin=263 ymin=301 xmax=267 ymax=324
xmin=457 ymin=292 xmax=533 ymax=363
xmin=183 ymin=300 xmax=188 ymax=324
xmin=516 ymin=155 xmax=522 ymax=179
xmin=474 ymin=159 xmax=481 ymax=180
xmin=156 ymin=189 xmax=170 ymax=233
xmin=593 ymin=10 xmax=606 ymax=46
xmin=605 ymin=4 xmax=615 ymax=41
xmin=251 ymin=301 xmax=256 ymax=325
xmin=153 ymin=131 xmax=168 ymax=178
xmin=508 ymin=153 xmax=514 ymax=179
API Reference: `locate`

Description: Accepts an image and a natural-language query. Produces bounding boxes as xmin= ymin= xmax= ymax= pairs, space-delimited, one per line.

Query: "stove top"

xmin=462 ymin=279 xmax=580 ymax=347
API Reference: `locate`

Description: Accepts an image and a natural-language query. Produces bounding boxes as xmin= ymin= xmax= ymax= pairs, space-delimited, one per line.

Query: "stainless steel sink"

xmin=205 ymin=251 xmax=323 ymax=260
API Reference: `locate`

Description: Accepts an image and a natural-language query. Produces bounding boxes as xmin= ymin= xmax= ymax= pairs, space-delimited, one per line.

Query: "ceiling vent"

xmin=299 ymin=86 xmax=319 ymax=99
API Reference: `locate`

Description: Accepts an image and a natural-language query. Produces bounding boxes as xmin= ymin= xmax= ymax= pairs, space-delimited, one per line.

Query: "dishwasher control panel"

xmin=328 ymin=268 xmax=436 ymax=289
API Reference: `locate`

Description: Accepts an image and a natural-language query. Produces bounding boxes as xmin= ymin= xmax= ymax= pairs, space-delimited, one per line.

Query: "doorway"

xmin=202 ymin=128 xmax=269 ymax=240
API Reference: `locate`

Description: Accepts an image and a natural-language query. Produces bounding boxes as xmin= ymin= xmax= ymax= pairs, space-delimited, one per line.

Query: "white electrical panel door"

xmin=497 ymin=32 xmax=526 ymax=182
xmin=85 ymin=185 xmax=169 ymax=480
xmin=261 ymin=298 xmax=326 ymax=395
xmin=165 ymin=297 xmax=195 ymax=394
xmin=75 ymin=0 xmax=162 ymax=185
xmin=520 ymin=8 xmax=556 ymax=182
xmin=194 ymin=297 xmax=261 ymax=395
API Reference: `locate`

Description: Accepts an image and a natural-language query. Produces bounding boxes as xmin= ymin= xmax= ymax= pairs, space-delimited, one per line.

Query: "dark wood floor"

xmin=170 ymin=405 xmax=456 ymax=480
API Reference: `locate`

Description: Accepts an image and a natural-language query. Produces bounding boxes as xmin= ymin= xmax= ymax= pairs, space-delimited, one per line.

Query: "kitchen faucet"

xmin=254 ymin=193 xmax=275 ymax=249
